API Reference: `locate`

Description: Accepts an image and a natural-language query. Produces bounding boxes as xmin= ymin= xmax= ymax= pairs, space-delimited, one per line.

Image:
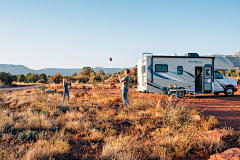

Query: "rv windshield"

xmin=214 ymin=71 xmax=223 ymax=79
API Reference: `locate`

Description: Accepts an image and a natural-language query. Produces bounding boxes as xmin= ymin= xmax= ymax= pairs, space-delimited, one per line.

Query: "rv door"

xmin=203 ymin=64 xmax=212 ymax=93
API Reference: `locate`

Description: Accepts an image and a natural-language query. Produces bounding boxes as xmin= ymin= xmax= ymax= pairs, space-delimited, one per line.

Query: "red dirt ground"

xmin=186 ymin=82 xmax=240 ymax=130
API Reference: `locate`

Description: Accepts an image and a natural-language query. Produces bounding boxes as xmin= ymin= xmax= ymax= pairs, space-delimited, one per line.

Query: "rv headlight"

xmin=207 ymin=79 xmax=211 ymax=83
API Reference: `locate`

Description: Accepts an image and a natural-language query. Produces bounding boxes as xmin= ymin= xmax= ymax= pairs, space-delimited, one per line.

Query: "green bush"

xmin=226 ymin=70 xmax=236 ymax=77
xmin=76 ymin=76 xmax=89 ymax=83
xmin=12 ymin=75 xmax=17 ymax=82
xmin=39 ymin=73 xmax=47 ymax=80
xmin=36 ymin=79 xmax=46 ymax=84
xmin=0 ymin=72 xmax=13 ymax=84
xmin=52 ymin=72 xmax=63 ymax=84
xmin=90 ymin=75 xmax=102 ymax=82
xmin=79 ymin=67 xmax=94 ymax=77
xmin=17 ymin=74 xmax=25 ymax=82
xmin=25 ymin=73 xmax=40 ymax=83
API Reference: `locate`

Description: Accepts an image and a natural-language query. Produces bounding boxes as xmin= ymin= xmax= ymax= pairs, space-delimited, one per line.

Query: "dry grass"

xmin=24 ymin=138 xmax=70 ymax=160
xmin=0 ymin=86 xmax=237 ymax=159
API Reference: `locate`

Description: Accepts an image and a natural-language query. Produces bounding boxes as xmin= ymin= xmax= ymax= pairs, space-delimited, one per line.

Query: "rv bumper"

xmin=136 ymin=88 xmax=146 ymax=92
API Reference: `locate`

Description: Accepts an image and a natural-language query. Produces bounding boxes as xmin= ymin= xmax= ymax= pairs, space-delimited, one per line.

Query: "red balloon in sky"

xmin=109 ymin=58 xmax=112 ymax=61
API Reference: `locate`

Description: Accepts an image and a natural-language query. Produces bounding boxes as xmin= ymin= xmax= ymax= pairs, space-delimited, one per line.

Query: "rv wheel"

xmin=224 ymin=86 xmax=234 ymax=96
xmin=214 ymin=93 xmax=219 ymax=95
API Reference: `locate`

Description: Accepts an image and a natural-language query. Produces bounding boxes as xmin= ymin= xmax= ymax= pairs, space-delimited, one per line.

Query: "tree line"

xmin=0 ymin=66 xmax=138 ymax=84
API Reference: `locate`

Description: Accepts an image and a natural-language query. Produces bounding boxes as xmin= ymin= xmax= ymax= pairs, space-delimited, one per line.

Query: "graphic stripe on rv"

xmin=183 ymin=71 xmax=194 ymax=77
xmin=148 ymin=65 xmax=190 ymax=83
xmin=216 ymin=80 xmax=226 ymax=89
xmin=218 ymin=57 xmax=230 ymax=65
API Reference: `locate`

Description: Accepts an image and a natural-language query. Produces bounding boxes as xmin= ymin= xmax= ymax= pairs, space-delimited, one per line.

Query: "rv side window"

xmin=142 ymin=65 xmax=146 ymax=73
xmin=214 ymin=71 xmax=223 ymax=79
xmin=155 ymin=64 xmax=168 ymax=72
xmin=177 ymin=66 xmax=183 ymax=74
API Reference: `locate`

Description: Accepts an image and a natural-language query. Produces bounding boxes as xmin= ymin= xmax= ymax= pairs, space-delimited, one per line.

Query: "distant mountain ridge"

xmin=0 ymin=64 xmax=131 ymax=76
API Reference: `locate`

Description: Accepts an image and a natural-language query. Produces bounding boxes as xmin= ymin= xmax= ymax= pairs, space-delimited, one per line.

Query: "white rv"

xmin=137 ymin=53 xmax=238 ymax=96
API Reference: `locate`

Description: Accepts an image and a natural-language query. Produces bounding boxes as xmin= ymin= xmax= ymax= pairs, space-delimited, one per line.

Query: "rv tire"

xmin=214 ymin=93 xmax=219 ymax=95
xmin=224 ymin=86 xmax=234 ymax=97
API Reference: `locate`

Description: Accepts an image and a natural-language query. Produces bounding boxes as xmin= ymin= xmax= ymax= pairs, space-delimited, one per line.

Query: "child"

xmin=167 ymin=84 xmax=172 ymax=95
xmin=173 ymin=84 xmax=179 ymax=100
xmin=174 ymin=84 xmax=177 ymax=89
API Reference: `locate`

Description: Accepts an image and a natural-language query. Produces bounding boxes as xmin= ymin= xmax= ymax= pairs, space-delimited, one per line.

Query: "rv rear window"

xmin=177 ymin=66 xmax=183 ymax=74
xmin=155 ymin=64 xmax=168 ymax=72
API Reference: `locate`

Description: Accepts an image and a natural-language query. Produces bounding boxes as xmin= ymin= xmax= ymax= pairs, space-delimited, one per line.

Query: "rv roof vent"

xmin=172 ymin=54 xmax=177 ymax=56
xmin=185 ymin=53 xmax=199 ymax=57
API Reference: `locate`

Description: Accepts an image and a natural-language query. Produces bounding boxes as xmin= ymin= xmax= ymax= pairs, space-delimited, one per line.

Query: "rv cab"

xmin=137 ymin=53 xmax=238 ymax=97
xmin=213 ymin=71 xmax=237 ymax=96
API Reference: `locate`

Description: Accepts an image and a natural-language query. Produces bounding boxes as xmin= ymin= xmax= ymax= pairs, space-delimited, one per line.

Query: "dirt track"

xmin=0 ymin=85 xmax=37 ymax=92
xmin=186 ymin=82 xmax=240 ymax=130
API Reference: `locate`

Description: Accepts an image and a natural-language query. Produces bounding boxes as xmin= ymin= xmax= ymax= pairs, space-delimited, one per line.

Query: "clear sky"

xmin=0 ymin=0 xmax=240 ymax=70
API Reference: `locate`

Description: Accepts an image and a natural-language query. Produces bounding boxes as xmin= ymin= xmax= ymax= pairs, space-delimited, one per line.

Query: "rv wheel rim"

xmin=227 ymin=88 xmax=233 ymax=95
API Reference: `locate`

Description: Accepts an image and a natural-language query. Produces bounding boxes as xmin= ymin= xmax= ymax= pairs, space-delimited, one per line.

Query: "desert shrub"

xmin=24 ymin=73 xmax=39 ymax=83
xmin=39 ymin=73 xmax=47 ymax=80
xmin=102 ymin=135 xmax=144 ymax=159
xmin=236 ymin=68 xmax=240 ymax=77
xmin=0 ymin=109 xmax=14 ymax=133
xmin=24 ymin=138 xmax=70 ymax=160
xmin=89 ymin=75 xmax=102 ymax=82
xmin=72 ymin=72 xmax=77 ymax=76
xmin=63 ymin=111 xmax=92 ymax=133
xmin=36 ymin=79 xmax=46 ymax=83
xmin=0 ymin=133 xmax=13 ymax=142
xmin=76 ymin=76 xmax=89 ymax=83
xmin=0 ymin=72 xmax=13 ymax=84
xmin=104 ymin=128 xmax=117 ymax=136
xmin=84 ymin=128 xmax=105 ymax=141
xmin=79 ymin=67 xmax=94 ymax=77
xmin=15 ymin=113 xmax=59 ymax=130
xmin=226 ymin=70 xmax=236 ymax=77
xmin=12 ymin=75 xmax=17 ymax=82
xmin=108 ymin=73 xmax=119 ymax=83
xmin=25 ymin=72 xmax=31 ymax=80
xmin=202 ymin=115 xmax=220 ymax=130
xmin=29 ymin=73 xmax=40 ymax=83
xmin=17 ymin=74 xmax=25 ymax=82
xmin=52 ymin=72 xmax=63 ymax=84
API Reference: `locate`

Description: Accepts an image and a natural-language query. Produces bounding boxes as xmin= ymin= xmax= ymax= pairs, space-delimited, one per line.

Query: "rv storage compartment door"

xmin=204 ymin=64 xmax=212 ymax=93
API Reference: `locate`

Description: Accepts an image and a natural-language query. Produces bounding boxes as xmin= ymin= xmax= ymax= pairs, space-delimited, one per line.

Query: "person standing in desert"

xmin=63 ymin=78 xmax=71 ymax=104
xmin=116 ymin=69 xmax=130 ymax=106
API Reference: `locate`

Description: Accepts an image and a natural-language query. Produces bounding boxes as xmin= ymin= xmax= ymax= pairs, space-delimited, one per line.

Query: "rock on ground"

xmin=209 ymin=148 xmax=240 ymax=160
